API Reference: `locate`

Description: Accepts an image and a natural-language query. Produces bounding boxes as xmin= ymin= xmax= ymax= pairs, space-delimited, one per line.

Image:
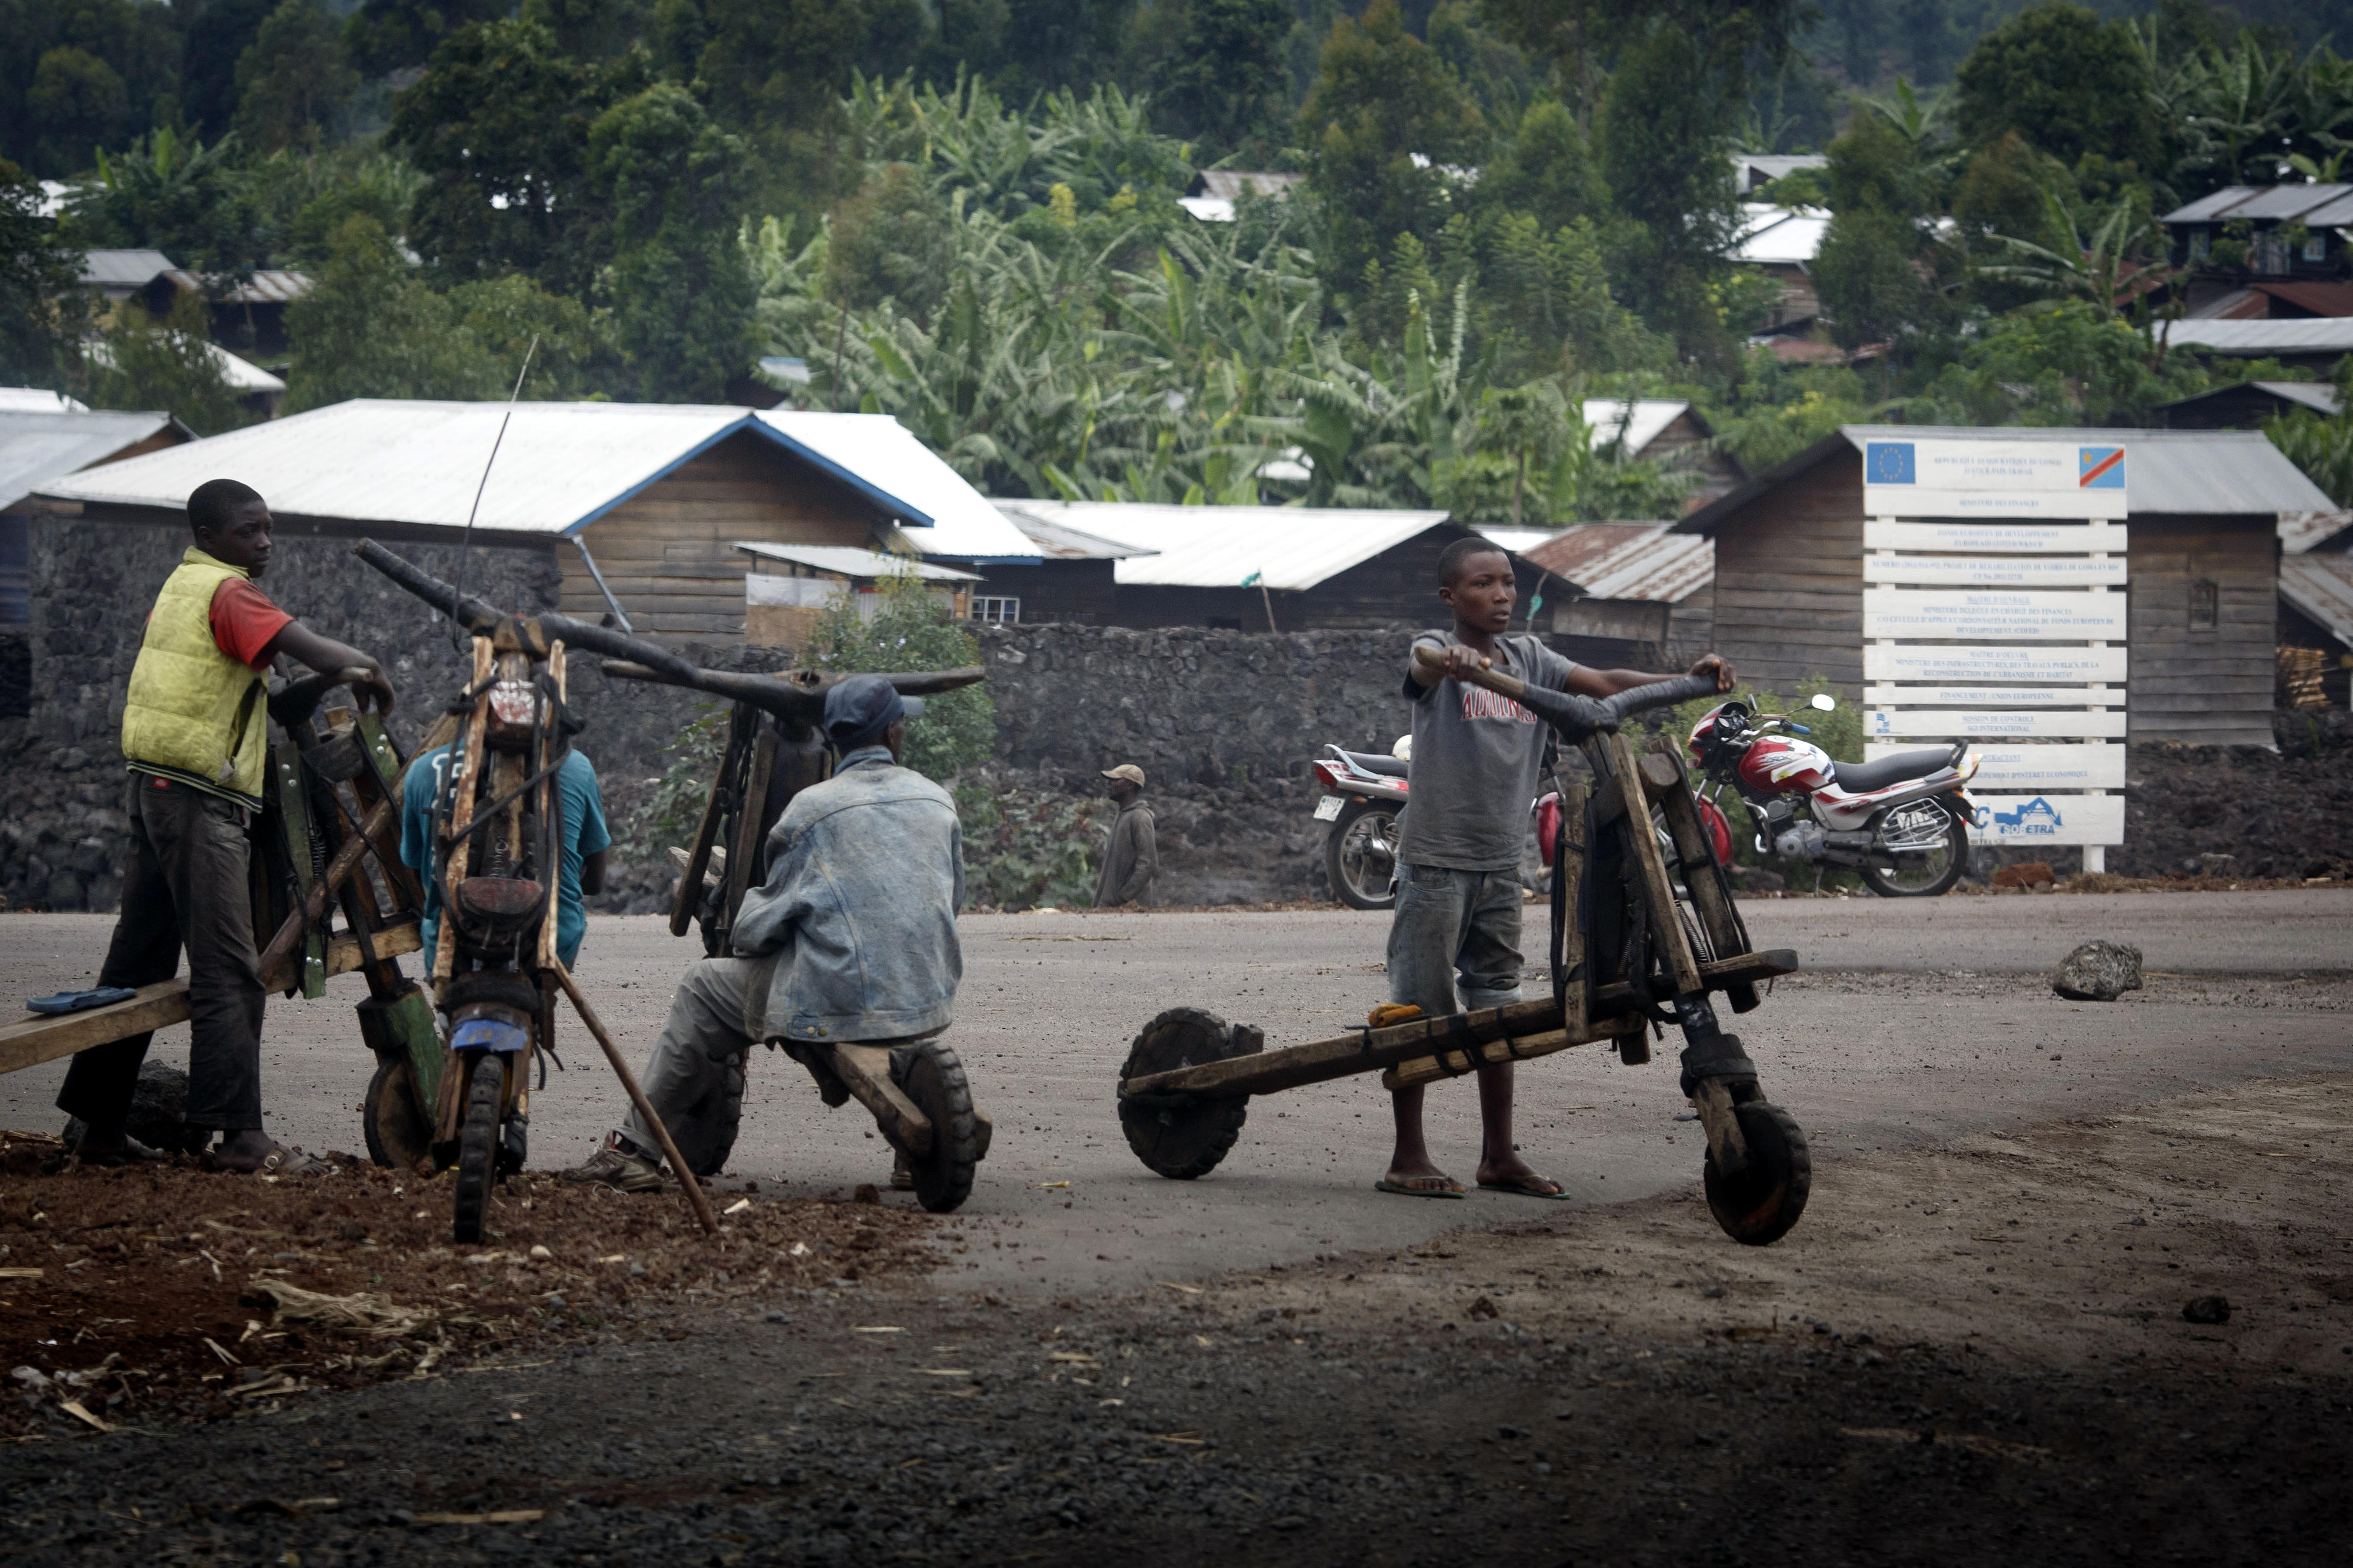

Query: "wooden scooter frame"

xmin=1116 ymin=656 xmax=1815 ymax=1246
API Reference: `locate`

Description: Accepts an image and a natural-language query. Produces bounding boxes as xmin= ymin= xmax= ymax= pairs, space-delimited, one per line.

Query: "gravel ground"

xmin=4 ymin=1072 xmax=2347 ymax=1566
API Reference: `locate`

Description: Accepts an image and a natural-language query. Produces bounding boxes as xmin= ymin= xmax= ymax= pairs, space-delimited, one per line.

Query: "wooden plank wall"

xmin=1708 ymin=455 xmax=1864 ymax=698
xmin=2126 ymin=514 xmax=2276 ymax=746
xmin=566 ymin=431 xmax=882 ymax=642
xmin=969 ymin=559 xmax=1118 ymax=624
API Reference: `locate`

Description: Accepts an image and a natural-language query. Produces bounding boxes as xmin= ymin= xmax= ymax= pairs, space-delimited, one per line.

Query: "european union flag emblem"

xmin=2078 ymin=445 xmax=2125 ymax=488
xmin=1865 ymin=442 xmax=1915 ymax=484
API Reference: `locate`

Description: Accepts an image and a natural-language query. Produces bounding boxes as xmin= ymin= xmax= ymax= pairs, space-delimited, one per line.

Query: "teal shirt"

xmin=399 ymin=746 xmax=612 ymax=970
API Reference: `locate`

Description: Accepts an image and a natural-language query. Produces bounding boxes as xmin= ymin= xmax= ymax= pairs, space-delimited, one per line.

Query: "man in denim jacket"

xmin=564 ymin=676 xmax=964 ymax=1192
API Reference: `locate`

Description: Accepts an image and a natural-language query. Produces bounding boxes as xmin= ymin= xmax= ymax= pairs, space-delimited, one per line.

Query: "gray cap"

xmin=822 ymin=673 xmax=924 ymax=749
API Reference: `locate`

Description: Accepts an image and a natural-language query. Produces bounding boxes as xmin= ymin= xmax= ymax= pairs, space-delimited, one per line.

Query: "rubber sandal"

xmin=1375 ymin=1176 xmax=1467 ymax=1199
xmin=27 ymin=987 xmax=138 ymax=1015
xmin=244 ymin=1145 xmax=335 ymax=1177
xmin=1476 ymin=1175 xmax=1570 ymax=1200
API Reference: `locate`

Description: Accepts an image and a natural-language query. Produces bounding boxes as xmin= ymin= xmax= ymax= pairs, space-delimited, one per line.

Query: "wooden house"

xmin=999 ymin=502 xmax=1543 ymax=632
xmin=984 ymin=503 xmax=1159 ymax=625
xmin=736 ymin=541 xmax=981 ymax=653
xmin=1676 ymin=426 xmax=2334 ymax=746
xmin=35 ymin=400 xmax=1038 ymax=644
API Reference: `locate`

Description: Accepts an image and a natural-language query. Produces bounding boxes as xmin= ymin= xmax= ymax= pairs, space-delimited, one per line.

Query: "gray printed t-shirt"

xmin=1393 ymin=629 xmax=1578 ymax=872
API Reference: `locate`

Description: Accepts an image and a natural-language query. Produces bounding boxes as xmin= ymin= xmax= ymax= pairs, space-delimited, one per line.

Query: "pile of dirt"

xmin=0 ymin=1135 xmax=949 ymax=1439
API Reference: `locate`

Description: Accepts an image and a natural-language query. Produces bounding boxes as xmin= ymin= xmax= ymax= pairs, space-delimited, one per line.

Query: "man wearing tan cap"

xmin=1093 ymin=763 xmax=1159 ymax=908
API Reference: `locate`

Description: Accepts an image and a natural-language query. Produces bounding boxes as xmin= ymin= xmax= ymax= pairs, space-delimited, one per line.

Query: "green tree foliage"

xmin=1955 ymin=2 xmax=2160 ymax=171
xmin=1910 ymin=301 xmax=2210 ymax=425
xmin=233 ymin=0 xmax=361 ymax=155
xmin=811 ymin=569 xmax=997 ymax=782
xmin=1481 ymin=99 xmax=1604 ymax=233
xmin=282 ymin=214 xmax=502 ymax=412
xmin=345 ymin=0 xmax=510 ymax=78
xmin=588 ymin=82 xmax=757 ymax=401
xmin=1813 ymin=209 xmax=1934 ymax=356
xmin=1298 ymin=0 xmax=1487 ymax=292
xmin=0 ymin=157 xmax=87 ymax=388
xmin=0 ymin=0 xmax=182 ymax=176
xmin=73 ymin=128 xmax=266 ymax=278
xmin=29 ymin=48 xmax=134 ymax=177
xmin=826 ymin=161 xmax=956 ymax=324
xmin=391 ymin=18 xmax=645 ymax=298
xmin=952 ymin=782 xmax=1104 ymax=910
xmin=183 ymin=0 xmax=279 ymax=140
xmin=83 ymin=291 xmax=252 ymax=436
xmin=1597 ymin=21 xmax=1738 ymax=356
xmin=1158 ymin=0 xmax=1294 ymax=162
xmin=2266 ymin=406 xmax=2353 ymax=508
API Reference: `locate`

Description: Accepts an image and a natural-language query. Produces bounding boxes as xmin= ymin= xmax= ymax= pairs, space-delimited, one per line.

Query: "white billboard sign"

xmin=1967 ymin=793 xmax=2126 ymax=846
xmin=1864 ymin=521 xmax=2128 ymax=554
xmin=1864 ymin=645 xmax=2128 ymax=683
xmin=1862 ymin=589 xmax=2128 ymax=642
xmin=1862 ymin=556 xmax=2127 ymax=588
xmin=1861 ymin=439 xmax=2129 ymax=519
xmin=1865 ymin=686 xmax=2125 ymax=709
xmin=1877 ymin=743 xmax=2126 ymax=792
xmin=1869 ymin=709 xmax=2127 ymax=739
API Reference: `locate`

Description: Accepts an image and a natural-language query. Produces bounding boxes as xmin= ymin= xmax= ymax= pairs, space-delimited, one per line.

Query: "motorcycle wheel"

xmin=451 ymin=1053 xmax=506 ymax=1246
xmin=1861 ymin=799 xmax=1969 ymax=898
xmin=1325 ymin=798 xmax=1401 ymax=910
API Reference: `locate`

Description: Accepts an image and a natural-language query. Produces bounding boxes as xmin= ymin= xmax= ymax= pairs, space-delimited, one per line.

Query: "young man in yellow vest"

xmin=59 ymin=478 xmax=396 ymax=1173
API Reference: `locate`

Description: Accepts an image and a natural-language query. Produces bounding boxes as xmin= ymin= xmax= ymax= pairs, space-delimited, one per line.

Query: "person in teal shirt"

xmin=399 ymin=733 xmax=612 ymax=970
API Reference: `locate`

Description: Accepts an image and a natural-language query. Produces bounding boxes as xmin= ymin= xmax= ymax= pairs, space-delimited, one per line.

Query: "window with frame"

xmin=2303 ymin=235 xmax=2328 ymax=262
xmin=2188 ymin=227 xmax=2209 ymax=261
xmin=2188 ymin=577 xmax=2219 ymax=631
xmin=970 ymin=596 xmax=1019 ymax=624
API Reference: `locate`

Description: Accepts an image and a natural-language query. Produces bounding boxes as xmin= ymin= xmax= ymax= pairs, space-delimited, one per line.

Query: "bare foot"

xmin=1474 ymin=1152 xmax=1562 ymax=1196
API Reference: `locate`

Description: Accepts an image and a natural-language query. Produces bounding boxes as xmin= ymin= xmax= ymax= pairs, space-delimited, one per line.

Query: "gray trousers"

xmin=61 ymin=775 xmax=267 ymax=1132
xmin=618 ymin=956 xmax=758 ymax=1179
xmin=1384 ymin=862 xmax=1525 ymax=1019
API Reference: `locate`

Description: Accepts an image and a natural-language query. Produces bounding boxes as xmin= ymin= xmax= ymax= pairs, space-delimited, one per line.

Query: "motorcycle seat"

xmin=1830 ymin=746 xmax=1958 ymax=795
xmin=1338 ymin=749 xmax=1409 ymax=779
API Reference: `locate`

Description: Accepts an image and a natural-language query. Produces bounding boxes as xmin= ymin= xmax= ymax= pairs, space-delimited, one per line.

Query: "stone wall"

xmin=0 ymin=520 xmax=560 ymax=911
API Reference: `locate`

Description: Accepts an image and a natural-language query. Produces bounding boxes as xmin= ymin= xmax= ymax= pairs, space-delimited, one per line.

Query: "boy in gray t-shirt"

xmin=1377 ymin=537 xmax=1732 ymax=1200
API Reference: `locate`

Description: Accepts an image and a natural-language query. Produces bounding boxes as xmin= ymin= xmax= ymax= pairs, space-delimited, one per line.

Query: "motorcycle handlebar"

xmin=1409 ymin=646 xmax=1722 ymax=741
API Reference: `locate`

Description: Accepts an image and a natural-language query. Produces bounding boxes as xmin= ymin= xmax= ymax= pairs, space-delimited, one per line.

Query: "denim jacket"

xmin=731 ymin=746 xmax=965 ymax=1043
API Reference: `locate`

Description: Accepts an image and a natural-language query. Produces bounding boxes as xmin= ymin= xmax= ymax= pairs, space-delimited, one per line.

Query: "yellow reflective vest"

xmin=119 ymin=548 xmax=270 ymax=801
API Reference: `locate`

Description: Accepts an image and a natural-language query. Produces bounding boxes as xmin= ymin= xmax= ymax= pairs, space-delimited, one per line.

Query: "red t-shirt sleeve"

xmin=208 ymin=579 xmax=294 ymax=669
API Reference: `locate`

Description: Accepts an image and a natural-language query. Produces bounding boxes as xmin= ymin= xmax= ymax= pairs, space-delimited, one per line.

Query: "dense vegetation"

xmin=4 ymin=0 xmax=2352 ymax=513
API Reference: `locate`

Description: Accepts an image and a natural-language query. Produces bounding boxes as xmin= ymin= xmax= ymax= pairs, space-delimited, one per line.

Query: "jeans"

xmin=617 ymin=957 xmax=759 ymax=1179
xmin=1384 ymin=862 xmax=1526 ymax=1019
xmin=59 ymin=775 xmax=266 ymax=1132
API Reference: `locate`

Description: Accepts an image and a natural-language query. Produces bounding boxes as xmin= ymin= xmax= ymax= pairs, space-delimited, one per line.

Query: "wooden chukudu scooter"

xmin=1117 ymin=652 xmax=1814 ymax=1246
xmin=354 ymin=538 xmax=996 ymax=1217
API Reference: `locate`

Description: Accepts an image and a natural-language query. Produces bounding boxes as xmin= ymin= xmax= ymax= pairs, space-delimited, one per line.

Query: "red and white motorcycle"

xmin=1684 ymin=693 xmax=1982 ymax=897
xmin=1311 ymin=742 xmax=1411 ymax=909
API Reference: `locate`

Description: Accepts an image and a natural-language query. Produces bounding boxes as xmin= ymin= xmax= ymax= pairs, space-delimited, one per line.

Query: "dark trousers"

xmin=58 ymin=774 xmax=267 ymax=1132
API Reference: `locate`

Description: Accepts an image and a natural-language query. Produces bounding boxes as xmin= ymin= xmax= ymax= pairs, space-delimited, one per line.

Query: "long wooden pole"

xmin=552 ymin=959 xmax=719 ymax=1236
xmin=257 ymin=796 xmax=396 ymax=992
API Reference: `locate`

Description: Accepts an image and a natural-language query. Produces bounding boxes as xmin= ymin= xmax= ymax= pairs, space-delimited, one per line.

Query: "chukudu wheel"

xmin=451 ymin=1053 xmax=506 ymax=1245
xmin=897 ymin=1041 xmax=981 ymax=1214
xmin=362 ymin=1057 xmax=434 ymax=1175
xmin=1702 ymin=1099 xmax=1812 ymax=1246
xmin=1118 ymin=1007 xmax=1252 ymax=1179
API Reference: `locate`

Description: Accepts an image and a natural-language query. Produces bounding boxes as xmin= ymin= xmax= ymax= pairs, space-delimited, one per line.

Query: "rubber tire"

xmin=1861 ymin=802 xmax=1969 ymax=898
xmin=451 ymin=1053 xmax=505 ymax=1246
xmin=362 ymin=1057 xmax=434 ymax=1174
xmin=1325 ymin=798 xmax=1401 ymax=910
xmin=898 ymin=1043 xmax=979 ymax=1215
xmin=1118 ymin=1007 xmax=1251 ymax=1180
xmin=1702 ymin=1099 xmax=1812 ymax=1246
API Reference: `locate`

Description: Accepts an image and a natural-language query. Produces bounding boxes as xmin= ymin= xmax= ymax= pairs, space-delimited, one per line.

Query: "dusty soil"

xmin=3 ymin=1073 xmax=2348 ymax=1564
xmin=0 ymin=1145 xmax=942 ymax=1438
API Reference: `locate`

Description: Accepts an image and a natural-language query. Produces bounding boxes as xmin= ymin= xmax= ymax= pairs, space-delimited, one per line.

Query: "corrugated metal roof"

xmin=1838 ymin=424 xmax=2332 ymax=515
xmin=1680 ymin=425 xmax=2333 ymax=534
xmin=2301 ymin=191 xmax=2353 ymax=226
xmin=1471 ymin=526 xmax=1559 ymax=556
xmin=1731 ymin=207 xmax=1829 ymax=265
xmin=1521 ymin=523 xmax=1712 ymax=602
xmin=1010 ymin=501 xmax=1454 ymax=590
xmin=162 ymin=268 xmax=312 ymax=305
xmin=84 ymin=337 xmax=285 ymax=393
xmin=36 ymin=401 xmax=1034 ymax=553
xmin=2280 ymin=512 xmax=2353 ymax=553
xmin=2161 ymin=318 xmax=2353 ymax=354
xmin=0 ymin=387 xmax=89 ymax=412
xmin=735 ymin=541 xmax=980 ymax=582
xmin=1 ymin=408 xmax=185 ymax=511
xmin=755 ymin=412 xmax=1040 ymax=561
xmin=79 ymin=249 xmax=174 ymax=289
xmin=2280 ymin=552 xmax=2353 ymax=644
xmin=1583 ymin=399 xmax=1695 ymax=456
xmin=2163 ymin=186 xmax=2259 ymax=222
xmin=2218 ymin=184 xmax=2352 ymax=221
xmin=992 ymin=502 xmax=1159 ymax=559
